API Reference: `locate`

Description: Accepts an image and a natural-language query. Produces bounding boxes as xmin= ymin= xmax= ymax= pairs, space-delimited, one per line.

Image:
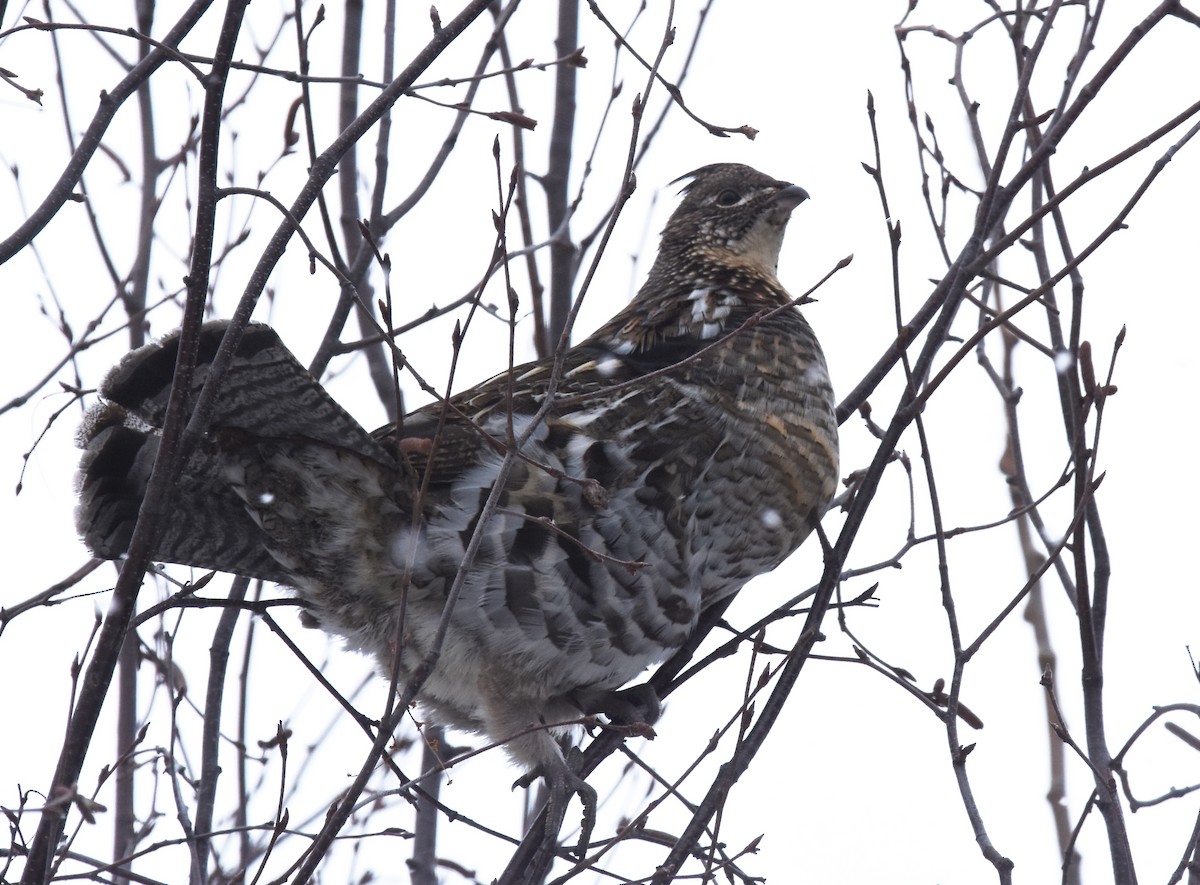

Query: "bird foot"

xmin=572 ymin=682 xmax=661 ymax=728
xmin=513 ymin=745 xmax=597 ymax=863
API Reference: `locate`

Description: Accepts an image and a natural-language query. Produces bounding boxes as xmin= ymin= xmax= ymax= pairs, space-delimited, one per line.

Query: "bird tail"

xmin=75 ymin=321 xmax=392 ymax=582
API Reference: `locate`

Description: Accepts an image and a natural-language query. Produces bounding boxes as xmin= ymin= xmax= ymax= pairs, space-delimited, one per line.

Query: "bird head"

xmin=657 ymin=163 xmax=809 ymax=282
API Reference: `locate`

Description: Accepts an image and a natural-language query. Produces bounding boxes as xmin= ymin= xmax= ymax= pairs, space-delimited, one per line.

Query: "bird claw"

xmin=514 ymin=745 xmax=598 ymax=863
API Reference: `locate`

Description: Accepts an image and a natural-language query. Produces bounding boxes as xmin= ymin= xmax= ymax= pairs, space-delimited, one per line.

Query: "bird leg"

xmin=509 ymin=683 xmax=661 ymax=876
xmin=549 ymin=743 xmax=597 ymax=859
xmin=514 ymin=740 xmax=597 ymax=864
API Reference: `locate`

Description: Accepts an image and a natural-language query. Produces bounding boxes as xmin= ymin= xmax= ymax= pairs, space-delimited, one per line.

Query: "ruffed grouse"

xmin=76 ymin=162 xmax=839 ymax=850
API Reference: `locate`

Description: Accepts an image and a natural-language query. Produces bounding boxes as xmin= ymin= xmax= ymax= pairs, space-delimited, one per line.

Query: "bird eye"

xmin=714 ymin=189 xmax=742 ymax=207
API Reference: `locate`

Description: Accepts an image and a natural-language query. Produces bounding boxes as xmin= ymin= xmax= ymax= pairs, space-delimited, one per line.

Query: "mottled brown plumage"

xmin=76 ymin=163 xmax=839 ymax=856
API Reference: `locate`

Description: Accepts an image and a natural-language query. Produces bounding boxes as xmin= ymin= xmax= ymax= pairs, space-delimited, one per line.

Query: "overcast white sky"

xmin=2 ymin=1 xmax=1199 ymax=883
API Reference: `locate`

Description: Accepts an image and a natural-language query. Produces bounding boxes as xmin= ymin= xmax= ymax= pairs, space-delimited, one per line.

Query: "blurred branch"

xmin=542 ymin=0 xmax=580 ymax=351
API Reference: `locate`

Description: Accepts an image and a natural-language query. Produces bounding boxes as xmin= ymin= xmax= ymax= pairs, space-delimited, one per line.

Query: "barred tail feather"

xmin=74 ymin=321 xmax=389 ymax=582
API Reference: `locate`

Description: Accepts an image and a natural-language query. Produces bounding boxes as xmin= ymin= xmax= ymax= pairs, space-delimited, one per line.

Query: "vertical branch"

xmin=409 ymin=727 xmax=445 ymax=885
xmin=127 ymin=0 xmax=161 ymax=336
xmin=1070 ymin=385 xmax=1134 ymax=881
xmin=1000 ymin=328 xmax=1081 ymax=881
xmin=496 ymin=30 xmax=549 ymax=359
xmin=543 ymin=0 xmax=579 ymax=352
xmin=1002 ymin=21 xmax=1082 ymax=869
xmin=337 ymin=0 xmax=364 ymax=263
xmin=113 ymin=2 xmax=163 ymax=876
xmin=234 ymin=584 xmax=261 ymax=874
xmin=191 ymin=576 xmax=250 ymax=884
xmin=336 ymin=0 xmax=404 ymax=419
xmin=289 ymin=0 xmax=353 ymax=376
xmin=112 ymin=601 xmax=138 ymax=885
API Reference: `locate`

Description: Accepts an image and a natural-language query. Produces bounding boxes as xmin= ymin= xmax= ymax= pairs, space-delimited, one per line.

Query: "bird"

xmin=75 ymin=162 xmax=839 ymax=861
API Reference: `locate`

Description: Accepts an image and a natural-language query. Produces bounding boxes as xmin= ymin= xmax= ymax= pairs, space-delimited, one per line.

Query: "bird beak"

xmin=774 ymin=184 xmax=810 ymax=211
